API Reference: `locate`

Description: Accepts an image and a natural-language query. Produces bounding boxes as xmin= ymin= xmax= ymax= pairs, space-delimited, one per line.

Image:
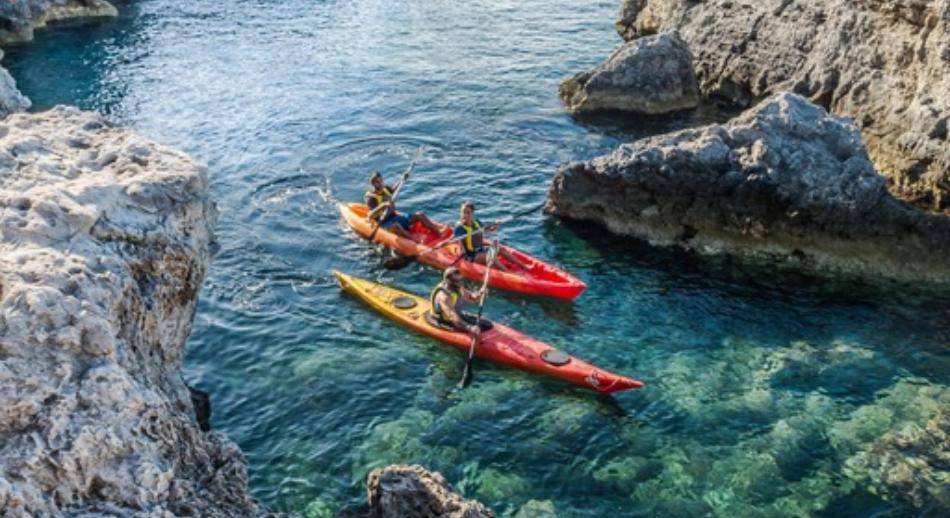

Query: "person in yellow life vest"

xmin=365 ymin=171 xmax=441 ymax=239
xmin=430 ymin=267 xmax=484 ymax=336
xmin=454 ymin=201 xmax=529 ymax=272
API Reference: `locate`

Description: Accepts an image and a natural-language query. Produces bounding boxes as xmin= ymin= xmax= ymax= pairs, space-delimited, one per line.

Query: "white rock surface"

xmin=0 ymin=107 xmax=263 ymax=516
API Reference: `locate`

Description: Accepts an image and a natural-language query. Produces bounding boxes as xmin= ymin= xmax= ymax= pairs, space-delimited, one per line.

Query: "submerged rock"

xmin=614 ymin=0 xmax=950 ymax=210
xmin=547 ymin=93 xmax=950 ymax=282
xmin=365 ymin=464 xmax=492 ymax=518
xmin=0 ymin=0 xmax=118 ymax=44
xmin=0 ymin=107 xmax=264 ymax=515
xmin=559 ymin=32 xmax=699 ymax=114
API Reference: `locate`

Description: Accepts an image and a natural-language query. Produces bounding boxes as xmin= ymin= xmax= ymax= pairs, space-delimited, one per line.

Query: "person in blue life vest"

xmin=454 ymin=201 xmax=529 ymax=273
xmin=430 ymin=267 xmax=484 ymax=336
xmin=365 ymin=171 xmax=442 ymax=239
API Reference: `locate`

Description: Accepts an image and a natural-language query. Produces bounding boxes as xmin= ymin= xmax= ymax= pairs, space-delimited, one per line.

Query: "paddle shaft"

xmin=459 ymin=242 xmax=499 ymax=388
xmin=368 ymin=148 xmax=422 ymax=241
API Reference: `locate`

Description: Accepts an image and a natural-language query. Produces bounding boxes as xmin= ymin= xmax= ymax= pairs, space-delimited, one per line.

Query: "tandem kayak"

xmin=333 ymin=271 xmax=643 ymax=393
xmin=339 ymin=203 xmax=586 ymax=300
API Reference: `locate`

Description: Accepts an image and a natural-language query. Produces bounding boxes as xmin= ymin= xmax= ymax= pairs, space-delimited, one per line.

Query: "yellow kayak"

xmin=333 ymin=271 xmax=643 ymax=393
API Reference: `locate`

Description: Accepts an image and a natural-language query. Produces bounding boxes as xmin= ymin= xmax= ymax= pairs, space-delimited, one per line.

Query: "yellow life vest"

xmin=364 ymin=186 xmax=393 ymax=220
xmin=458 ymin=220 xmax=482 ymax=253
xmin=430 ymin=282 xmax=461 ymax=320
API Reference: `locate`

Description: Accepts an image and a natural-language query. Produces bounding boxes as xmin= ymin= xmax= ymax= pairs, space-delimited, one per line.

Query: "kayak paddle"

xmin=459 ymin=241 xmax=500 ymax=389
xmin=368 ymin=147 xmax=423 ymax=242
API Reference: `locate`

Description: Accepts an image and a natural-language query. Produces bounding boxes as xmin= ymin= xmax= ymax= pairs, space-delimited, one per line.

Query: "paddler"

xmin=454 ymin=201 xmax=529 ymax=272
xmin=430 ymin=267 xmax=485 ymax=336
xmin=365 ymin=171 xmax=441 ymax=239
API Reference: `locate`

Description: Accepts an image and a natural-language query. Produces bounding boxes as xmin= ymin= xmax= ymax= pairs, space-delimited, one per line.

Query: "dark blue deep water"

xmin=6 ymin=1 xmax=949 ymax=515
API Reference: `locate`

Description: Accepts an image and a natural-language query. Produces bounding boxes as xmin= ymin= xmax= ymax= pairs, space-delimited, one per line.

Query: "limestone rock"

xmin=547 ymin=93 xmax=950 ymax=281
xmin=0 ymin=0 xmax=118 ymax=44
xmin=614 ymin=0 xmax=950 ymax=210
xmin=559 ymin=32 xmax=699 ymax=114
xmin=366 ymin=465 xmax=493 ymax=518
xmin=0 ymin=106 xmax=264 ymax=516
xmin=0 ymin=65 xmax=31 ymax=117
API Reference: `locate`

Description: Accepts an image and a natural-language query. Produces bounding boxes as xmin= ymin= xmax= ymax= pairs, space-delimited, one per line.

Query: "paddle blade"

xmin=382 ymin=255 xmax=415 ymax=270
xmin=458 ymin=358 xmax=474 ymax=389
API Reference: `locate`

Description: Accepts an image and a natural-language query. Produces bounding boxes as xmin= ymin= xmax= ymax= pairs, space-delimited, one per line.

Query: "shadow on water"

xmin=568 ymin=100 xmax=744 ymax=143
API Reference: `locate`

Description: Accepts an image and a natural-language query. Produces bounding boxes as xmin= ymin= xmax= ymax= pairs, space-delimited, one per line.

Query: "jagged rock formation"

xmin=0 ymin=0 xmax=118 ymax=45
xmin=614 ymin=0 xmax=950 ymax=210
xmin=366 ymin=465 xmax=493 ymax=518
xmin=559 ymin=32 xmax=699 ymax=114
xmin=548 ymin=93 xmax=950 ymax=281
xmin=0 ymin=107 xmax=264 ymax=516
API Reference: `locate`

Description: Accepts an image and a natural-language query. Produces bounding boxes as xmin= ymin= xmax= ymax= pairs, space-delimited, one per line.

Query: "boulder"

xmin=0 ymin=106 xmax=264 ymax=516
xmin=559 ymin=32 xmax=699 ymax=114
xmin=547 ymin=93 xmax=950 ymax=281
xmin=614 ymin=0 xmax=950 ymax=210
xmin=366 ymin=465 xmax=493 ymax=518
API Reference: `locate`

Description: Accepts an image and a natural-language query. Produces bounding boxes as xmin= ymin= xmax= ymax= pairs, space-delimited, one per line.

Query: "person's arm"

xmin=461 ymin=286 xmax=482 ymax=303
xmin=437 ymin=291 xmax=479 ymax=334
xmin=367 ymin=201 xmax=391 ymax=220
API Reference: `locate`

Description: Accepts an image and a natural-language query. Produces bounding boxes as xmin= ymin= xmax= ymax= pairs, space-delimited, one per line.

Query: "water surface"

xmin=6 ymin=1 xmax=948 ymax=515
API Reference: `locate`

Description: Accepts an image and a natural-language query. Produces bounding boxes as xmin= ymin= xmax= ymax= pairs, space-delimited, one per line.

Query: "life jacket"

xmin=430 ymin=281 xmax=462 ymax=321
xmin=364 ymin=186 xmax=394 ymax=220
xmin=457 ymin=219 xmax=483 ymax=253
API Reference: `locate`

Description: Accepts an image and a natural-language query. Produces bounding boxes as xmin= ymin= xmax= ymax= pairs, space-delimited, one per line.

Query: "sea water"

xmin=6 ymin=0 xmax=948 ymax=515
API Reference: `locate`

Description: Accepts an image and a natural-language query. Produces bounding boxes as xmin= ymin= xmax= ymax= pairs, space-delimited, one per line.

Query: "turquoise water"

xmin=6 ymin=1 xmax=949 ymax=515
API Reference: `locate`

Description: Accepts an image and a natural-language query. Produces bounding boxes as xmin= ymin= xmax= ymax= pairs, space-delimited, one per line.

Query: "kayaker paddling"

xmin=455 ymin=201 xmax=529 ymax=272
xmin=365 ymin=171 xmax=441 ymax=239
xmin=430 ymin=267 xmax=485 ymax=336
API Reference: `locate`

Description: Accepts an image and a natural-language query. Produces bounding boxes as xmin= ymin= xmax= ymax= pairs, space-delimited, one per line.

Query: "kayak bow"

xmin=333 ymin=271 xmax=643 ymax=393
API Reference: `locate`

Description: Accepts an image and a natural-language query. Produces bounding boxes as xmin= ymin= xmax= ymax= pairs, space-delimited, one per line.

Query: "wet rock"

xmin=615 ymin=0 xmax=950 ymax=210
xmin=559 ymin=32 xmax=699 ymax=114
xmin=366 ymin=464 xmax=492 ymax=518
xmin=0 ymin=107 xmax=264 ymax=515
xmin=547 ymin=92 xmax=950 ymax=282
xmin=0 ymin=0 xmax=118 ymax=45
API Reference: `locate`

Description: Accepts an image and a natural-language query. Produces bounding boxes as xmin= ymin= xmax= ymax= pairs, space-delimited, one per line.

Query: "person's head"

xmin=459 ymin=201 xmax=475 ymax=225
xmin=370 ymin=171 xmax=384 ymax=191
xmin=443 ymin=266 xmax=463 ymax=288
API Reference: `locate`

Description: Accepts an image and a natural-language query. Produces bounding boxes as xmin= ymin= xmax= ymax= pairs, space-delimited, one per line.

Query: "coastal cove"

xmin=3 ymin=0 xmax=949 ymax=516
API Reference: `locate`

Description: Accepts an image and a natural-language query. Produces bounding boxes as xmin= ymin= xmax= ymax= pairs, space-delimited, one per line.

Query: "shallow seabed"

xmin=6 ymin=0 xmax=948 ymax=515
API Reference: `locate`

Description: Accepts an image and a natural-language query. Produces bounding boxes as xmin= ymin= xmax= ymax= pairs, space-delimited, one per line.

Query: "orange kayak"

xmin=333 ymin=271 xmax=643 ymax=393
xmin=339 ymin=203 xmax=586 ymax=300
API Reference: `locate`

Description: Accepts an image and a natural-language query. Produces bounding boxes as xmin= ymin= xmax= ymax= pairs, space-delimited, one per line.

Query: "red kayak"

xmin=340 ymin=203 xmax=586 ymax=300
xmin=334 ymin=271 xmax=642 ymax=393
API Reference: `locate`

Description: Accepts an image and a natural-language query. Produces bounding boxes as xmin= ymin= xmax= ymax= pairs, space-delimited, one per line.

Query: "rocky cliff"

xmin=548 ymin=93 xmax=950 ymax=281
xmin=614 ymin=0 xmax=950 ymax=210
xmin=0 ymin=106 xmax=265 ymax=516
